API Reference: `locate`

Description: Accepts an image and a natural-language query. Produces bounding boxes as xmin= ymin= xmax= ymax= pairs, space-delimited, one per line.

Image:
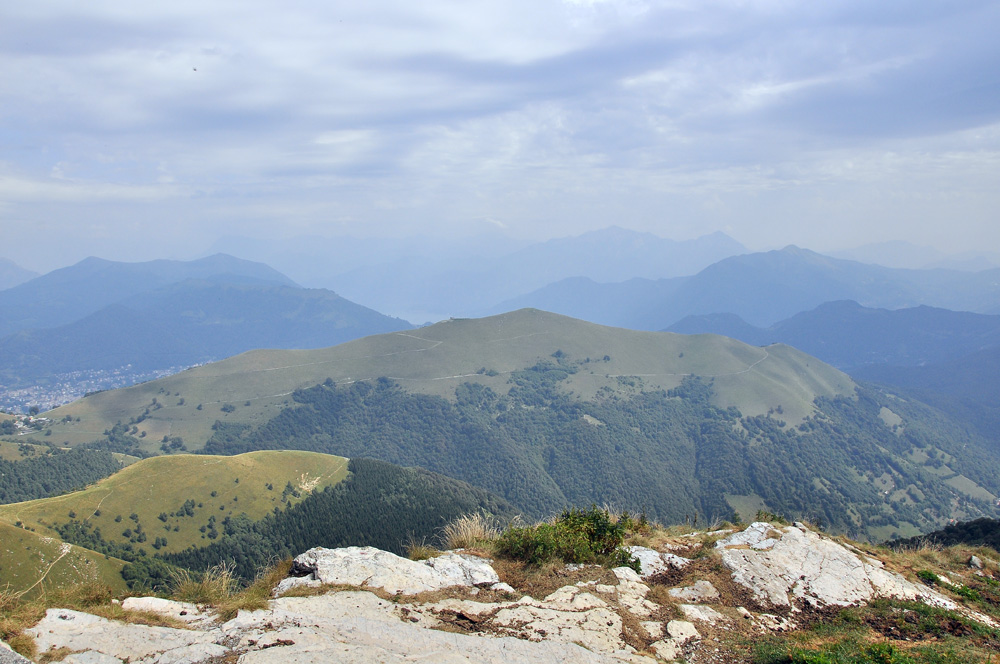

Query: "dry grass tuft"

xmin=36 ymin=645 xmax=73 ymax=663
xmin=405 ymin=536 xmax=442 ymax=561
xmin=441 ymin=513 xmax=502 ymax=550
xmin=210 ymin=558 xmax=294 ymax=621
xmin=171 ymin=561 xmax=239 ymax=605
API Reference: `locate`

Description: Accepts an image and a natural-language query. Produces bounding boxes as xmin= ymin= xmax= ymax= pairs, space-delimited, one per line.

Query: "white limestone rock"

xmin=668 ymin=580 xmax=720 ymax=603
xmin=281 ymin=546 xmax=498 ymax=596
xmin=0 ymin=641 xmax=33 ymax=664
xmin=717 ymin=523 xmax=966 ymax=611
xmin=227 ymin=591 xmax=641 ymax=664
xmin=641 ymin=621 xmax=665 ymax=640
xmin=27 ymin=609 xmax=224 ymax=662
xmin=63 ymin=653 xmax=123 ymax=664
xmin=679 ymin=604 xmax=726 ymax=624
xmin=425 ymin=551 xmax=500 ymax=587
xmin=121 ymin=597 xmax=213 ymax=626
xmin=491 ymin=603 xmax=625 ymax=654
xmin=649 ymin=639 xmax=683 ymax=660
xmin=612 ymin=567 xmax=658 ymax=618
xmin=626 ymin=546 xmax=691 ymax=577
xmin=667 ymin=620 xmax=700 ymax=643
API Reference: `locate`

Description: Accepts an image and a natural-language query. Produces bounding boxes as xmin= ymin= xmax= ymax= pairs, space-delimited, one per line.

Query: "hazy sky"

xmin=2 ymin=0 xmax=999 ymax=272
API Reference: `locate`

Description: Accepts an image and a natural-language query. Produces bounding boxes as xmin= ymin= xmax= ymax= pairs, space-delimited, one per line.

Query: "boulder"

xmin=679 ymin=604 xmax=726 ymax=624
xmin=668 ymin=580 xmax=719 ymax=603
xmin=717 ymin=523 xmax=963 ymax=610
xmin=626 ymin=546 xmax=691 ymax=577
xmin=279 ymin=546 xmax=499 ymax=596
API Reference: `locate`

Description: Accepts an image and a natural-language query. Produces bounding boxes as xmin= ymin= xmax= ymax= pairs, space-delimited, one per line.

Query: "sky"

xmin=2 ymin=0 xmax=999 ymax=272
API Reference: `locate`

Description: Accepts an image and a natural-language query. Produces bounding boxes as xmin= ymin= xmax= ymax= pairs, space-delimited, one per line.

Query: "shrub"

xmin=494 ymin=506 xmax=640 ymax=572
xmin=916 ymin=569 xmax=939 ymax=585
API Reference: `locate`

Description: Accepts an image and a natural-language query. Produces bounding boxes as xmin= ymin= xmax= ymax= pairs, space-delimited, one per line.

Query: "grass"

xmin=30 ymin=309 xmax=855 ymax=449
xmin=405 ymin=537 xmax=441 ymax=561
xmin=0 ymin=521 xmax=128 ymax=597
xmin=441 ymin=512 xmax=502 ymax=550
xmin=0 ymin=450 xmax=348 ymax=558
xmin=172 ymin=558 xmax=293 ymax=621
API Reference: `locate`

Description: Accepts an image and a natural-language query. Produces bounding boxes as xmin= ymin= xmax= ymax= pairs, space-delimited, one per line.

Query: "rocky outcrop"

xmin=718 ymin=522 xmax=963 ymax=610
xmin=276 ymin=546 xmax=504 ymax=595
xmin=17 ymin=524 xmax=1000 ymax=663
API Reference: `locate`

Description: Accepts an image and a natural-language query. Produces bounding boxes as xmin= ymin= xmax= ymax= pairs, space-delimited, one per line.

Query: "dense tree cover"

xmin=200 ymin=361 xmax=1000 ymax=538
xmin=160 ymin=457 xmax=517 ymax=580
xmin=0 ymin=449 xmax=120 ymax=503
xmin=887 ymin=518 xmax=1000 ymax=551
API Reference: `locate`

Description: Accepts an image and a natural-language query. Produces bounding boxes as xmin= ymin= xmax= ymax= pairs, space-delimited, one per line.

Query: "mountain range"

xmin=493 ymin=246 xmax=1000 ymax=329
xmin=0 ymin=255 xmax=411 ymax=393
xmin=0 ymin=254 xmax=296 ymax=338
xmin=210 ymin=227 xmax=748 ymax=322
xmin=666 ymin=300 xmax=1000 ymax=372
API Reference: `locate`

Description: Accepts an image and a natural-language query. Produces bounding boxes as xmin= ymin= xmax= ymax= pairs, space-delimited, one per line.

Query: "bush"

xmin=916 ymin=569 xmax=939 ymax=585
xmin=494 ymin=507 xmax=641 ymax=572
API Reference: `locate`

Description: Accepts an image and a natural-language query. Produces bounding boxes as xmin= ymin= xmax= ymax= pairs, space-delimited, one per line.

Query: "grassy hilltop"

xmin=0 ymin=451 xmax=348 ymax=557
xmin=40 ymin=309 xmax=853 ymax=453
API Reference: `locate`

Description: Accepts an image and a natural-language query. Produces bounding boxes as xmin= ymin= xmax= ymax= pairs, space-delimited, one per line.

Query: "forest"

xmin=198 ymin=359 xmax=1000 ymax=540
xmin=0 ymin=448 xmax=121 ymax=504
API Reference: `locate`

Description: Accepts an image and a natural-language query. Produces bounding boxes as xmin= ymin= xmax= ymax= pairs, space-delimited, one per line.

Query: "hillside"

xmin=855 ymin=346 xmax=1000 ymax=445
xmin=0 ymin=452 xmax=516 ymax=594
xmin=19 ymin=309 xmax=1000 ymax=541
xmin=0 ymin=520 xmax=128 ymax=596
xmin=36 ymin=309 xmax=852 ymax=450
xmin=0 ymin=451 xmax=349 ymax=557
xmin=493 ymin=246 xmax=1000 ymax=329
xmin=0 ymin=280 xmax=411 ymax=389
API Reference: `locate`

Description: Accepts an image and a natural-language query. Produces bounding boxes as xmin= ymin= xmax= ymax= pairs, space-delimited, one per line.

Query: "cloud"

xmin=1 ymin=0 xmax=999 ymax=270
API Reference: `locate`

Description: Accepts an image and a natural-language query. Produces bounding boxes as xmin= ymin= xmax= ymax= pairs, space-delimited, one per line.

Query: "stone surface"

xmin=229 ymin=590 xmax=642 ymax=664
xmin=63 ymin=653 xmax=124 ymax=664
xmin=280 ymin=546 xmax=498 ymax=596
xmin=717 ymin=522 xmax=967 ymax=610
xmin=679 ymin=604 xmax=726 ymax=624
xmin=18 ymin=535 xmax=1000 ymax=664
xmin=121 ymin=596 xmax=213 ymax=626
xmin=0 ymin=641 xmax=32 ymax=664
xmin=667 ymin=620 xmax=700 ymax=643
xmin=627 ymin=546 xmax=691 ymax=577
xmin=668 ymin=580 xmax=720 ymax=603
xmin=611 ymin=566 xmax=658 ymax=618
xmin=27 ymin=609 xmax=223 ymax=662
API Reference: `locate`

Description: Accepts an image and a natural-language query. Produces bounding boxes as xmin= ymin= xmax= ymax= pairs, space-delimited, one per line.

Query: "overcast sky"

xmin=2 ymin=0 xmax=999 ymax=272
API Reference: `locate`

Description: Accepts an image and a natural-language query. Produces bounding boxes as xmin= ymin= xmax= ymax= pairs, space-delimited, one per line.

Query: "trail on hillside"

xmin=18 ymin=541 xmax=71 ymax=598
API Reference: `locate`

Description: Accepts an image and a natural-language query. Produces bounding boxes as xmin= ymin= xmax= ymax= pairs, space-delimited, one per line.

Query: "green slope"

xmin=0 ymin=521 xmax=128 ymax=597
xmin=0 ymin=451 xmax=348 ymax=556
xmin=37 ymin=309 xmax=854 ymax=452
